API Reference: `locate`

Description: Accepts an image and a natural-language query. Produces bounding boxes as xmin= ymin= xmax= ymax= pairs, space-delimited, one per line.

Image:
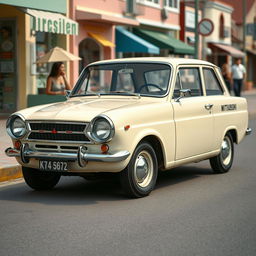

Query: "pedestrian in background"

xmin=46 ymin=62 xmax=71 ymax=95
xmin=221 ymin=63 xmax=232 ymax=93
xmin=231 ymin=58 xmax=246 ymax=97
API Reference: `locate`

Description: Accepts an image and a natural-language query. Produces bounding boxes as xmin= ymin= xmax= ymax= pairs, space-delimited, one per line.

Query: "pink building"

xmin=69 ymin=0 xmax=194 ymax=85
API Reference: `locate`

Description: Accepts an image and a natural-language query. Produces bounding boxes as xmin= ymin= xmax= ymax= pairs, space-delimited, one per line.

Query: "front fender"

xmin=111 ymin=121 xmax=175 ymax=169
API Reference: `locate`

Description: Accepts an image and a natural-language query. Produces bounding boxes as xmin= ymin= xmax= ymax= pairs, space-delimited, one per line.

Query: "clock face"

xmin=198 ymin=19 xmax=214 ymax=36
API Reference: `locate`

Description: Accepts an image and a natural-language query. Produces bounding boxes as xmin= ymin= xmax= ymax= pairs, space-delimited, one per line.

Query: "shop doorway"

xmin=79 ymin=38 xmax=101 ymax=73
xmin=217 ymin=55 xmax=227 ymax=69
xmin=0 ymin=19 xmax=17 ymax=114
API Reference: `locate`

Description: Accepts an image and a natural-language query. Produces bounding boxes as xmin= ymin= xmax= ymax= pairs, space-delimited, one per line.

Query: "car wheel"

xmin=22 ymin=167 xmax=61 ymax=190
xmin=120 ymin=142 xmax=158 ymax=198
xmin=210 ymin=133 xmax=234 ymax=173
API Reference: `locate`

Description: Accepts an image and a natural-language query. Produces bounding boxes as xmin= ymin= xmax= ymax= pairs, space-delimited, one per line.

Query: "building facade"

xmin=220 ymin=0 xmax=256 ymax=88
xmin=179 ymin=2 xmax=202 ymax=59
xmin=203 ymin=0 xmax=244 ymax=68
xmin=0 ymin=0 xmax=77 ymax=114
xmin=245 ymin=0 xmax=256 ymax=88
xmin=69 ymin=0 xmax=194 ymax=85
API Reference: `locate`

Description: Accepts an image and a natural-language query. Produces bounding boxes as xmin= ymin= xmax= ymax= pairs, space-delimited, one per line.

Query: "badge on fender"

xmin=221 ymin=104 xmax=237 ymax=111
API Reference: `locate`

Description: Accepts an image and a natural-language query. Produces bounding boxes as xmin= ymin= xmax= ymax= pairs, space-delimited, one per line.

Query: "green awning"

xmin=116 ymin=27 xmax=159 ymax=54
xmin=133 ymin=28 xmax=194 ymax=55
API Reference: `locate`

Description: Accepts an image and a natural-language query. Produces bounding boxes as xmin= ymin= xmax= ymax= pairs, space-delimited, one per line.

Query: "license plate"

xmin=39 ymin=160 xmax=68 ymax=172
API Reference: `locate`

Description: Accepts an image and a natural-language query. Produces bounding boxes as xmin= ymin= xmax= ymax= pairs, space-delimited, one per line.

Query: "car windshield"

xmin=71 ymin=63 xmax=171 ymax=97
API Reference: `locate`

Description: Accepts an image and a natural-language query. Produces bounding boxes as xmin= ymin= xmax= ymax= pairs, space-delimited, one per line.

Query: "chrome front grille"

xmin=27 ymin=121 xmax=90 ymax=143
xmin=29 ymin=123 xmax=85 ymax=132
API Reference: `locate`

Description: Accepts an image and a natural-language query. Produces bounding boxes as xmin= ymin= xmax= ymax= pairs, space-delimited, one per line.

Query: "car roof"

xmin=88 ymin=57 xmax=216 ymax=68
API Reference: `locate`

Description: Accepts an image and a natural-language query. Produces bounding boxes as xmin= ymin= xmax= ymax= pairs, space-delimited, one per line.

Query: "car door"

xmin=202 ymin=66 xmax=231 ymax=150
xmin=172 ymin=66 xmax=214 ymax=160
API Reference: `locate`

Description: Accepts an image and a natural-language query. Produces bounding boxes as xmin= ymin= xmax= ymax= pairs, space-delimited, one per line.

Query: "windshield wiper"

xmin=110 ymin=91 xmax=141 ymax=97
xmin=71 ymin=91 xmax=141 ymax=98
xmin=71 ymin=92 xmax=101 ymax=98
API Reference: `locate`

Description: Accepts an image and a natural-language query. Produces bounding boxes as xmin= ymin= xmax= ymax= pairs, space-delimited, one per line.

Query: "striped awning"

xmin=210 ymin=43 xmax=245 ymax=58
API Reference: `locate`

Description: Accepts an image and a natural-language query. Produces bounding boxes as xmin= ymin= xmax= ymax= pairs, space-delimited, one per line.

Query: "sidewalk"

xmin=0 ymin=90 xmax=256 ymax=183
xmin=0 ymin=118 xmax=22 ymax=182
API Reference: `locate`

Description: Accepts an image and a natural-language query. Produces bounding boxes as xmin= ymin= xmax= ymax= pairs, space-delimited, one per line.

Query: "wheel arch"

xmin=225 ymin=128 xmax=238 ymax=144
xmin=138 ymin=135 xmax=165 ymax=170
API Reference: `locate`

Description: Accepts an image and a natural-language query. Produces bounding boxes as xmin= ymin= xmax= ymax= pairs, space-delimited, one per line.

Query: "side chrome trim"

xmin=246 ymin=128 xmax=252 ymax=136
xmin=5 ymin=145 xmax=130 ymax=167
xmin=82 ymin=151 xmax=130 ymax=162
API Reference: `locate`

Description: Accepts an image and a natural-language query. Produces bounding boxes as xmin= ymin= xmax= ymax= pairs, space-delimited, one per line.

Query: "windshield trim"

xmin=70 ymin=61 xmax=173 ymax=99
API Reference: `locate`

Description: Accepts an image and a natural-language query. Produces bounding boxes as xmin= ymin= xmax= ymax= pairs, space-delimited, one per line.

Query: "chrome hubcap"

xmin=134 ymin=151 xmax=153 ymax=188
xmin=221 ymin=137 xmax=232 ymax=166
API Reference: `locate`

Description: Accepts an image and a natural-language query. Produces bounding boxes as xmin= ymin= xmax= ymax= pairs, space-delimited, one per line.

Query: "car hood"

xmin=19 ymin=97 xmax=144 ymax=121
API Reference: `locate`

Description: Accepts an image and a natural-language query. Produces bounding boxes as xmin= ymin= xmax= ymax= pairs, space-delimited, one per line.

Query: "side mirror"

xmin=65 ymin=90 xmax=71 ymax=99
xmin=175 ymin=89 xmax=191 ymax=102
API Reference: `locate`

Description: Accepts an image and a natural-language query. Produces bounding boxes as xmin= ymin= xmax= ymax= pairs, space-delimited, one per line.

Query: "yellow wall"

xmin=205 ymin=6 xmax=232 ymax=45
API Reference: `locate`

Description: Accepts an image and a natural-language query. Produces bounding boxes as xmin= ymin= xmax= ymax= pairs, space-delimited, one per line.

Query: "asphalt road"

xmin=0 ymin=119 xmax=255 ymax=256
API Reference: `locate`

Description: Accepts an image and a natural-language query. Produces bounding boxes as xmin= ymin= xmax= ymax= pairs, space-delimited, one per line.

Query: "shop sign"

xmin=27 ymin=9 xmax=78 ymax=35
xmin=32 ymin=17 xmax=78 ymax=35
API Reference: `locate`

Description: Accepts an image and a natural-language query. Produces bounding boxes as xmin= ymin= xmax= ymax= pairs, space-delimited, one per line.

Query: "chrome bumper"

xmin=246 ymin=128 xmax=252 ymax=136
xmin=5 ymin=144 xmax=130 ymax=167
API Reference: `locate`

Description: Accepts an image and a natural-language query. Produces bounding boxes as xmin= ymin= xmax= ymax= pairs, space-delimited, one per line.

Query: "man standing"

xmin=231 ymin=58 xmax=246 ymax=97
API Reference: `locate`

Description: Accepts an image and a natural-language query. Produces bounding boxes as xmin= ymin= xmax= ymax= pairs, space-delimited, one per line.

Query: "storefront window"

xmin=36 ymin=32 xmax=57 ymax=93
xmin=219 ymin=14 xmax=225 ymax=39
xmin=0 ymin=19 xmax=17 ymax=113
xmin=164 ymin=0 xmax=179 ymax=9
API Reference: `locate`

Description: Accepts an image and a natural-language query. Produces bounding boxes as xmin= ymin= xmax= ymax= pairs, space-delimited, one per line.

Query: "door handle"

xmin=205 ymin=104 xmax=213 ymax=110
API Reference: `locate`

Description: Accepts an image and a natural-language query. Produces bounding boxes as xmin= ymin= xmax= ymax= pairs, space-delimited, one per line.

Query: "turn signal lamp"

xmin=101 ymin=144 xmax=109 ymax=153
xmin=14 ymin=140 xmax=21 ymax=150
xmin=124 ymin=125 xmax=130 ymax=131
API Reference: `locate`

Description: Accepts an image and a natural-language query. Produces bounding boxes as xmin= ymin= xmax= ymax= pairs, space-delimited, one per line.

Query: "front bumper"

xmin=5 ymin=144 xmax=130 ymax=167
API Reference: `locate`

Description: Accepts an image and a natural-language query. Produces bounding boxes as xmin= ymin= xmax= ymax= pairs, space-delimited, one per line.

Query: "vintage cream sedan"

xmin=6 ymin=58 xmax=251 ymax=197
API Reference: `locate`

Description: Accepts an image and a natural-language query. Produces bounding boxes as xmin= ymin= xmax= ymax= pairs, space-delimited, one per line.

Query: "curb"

xmin=0 ymin=164 xmax=22 ymax=182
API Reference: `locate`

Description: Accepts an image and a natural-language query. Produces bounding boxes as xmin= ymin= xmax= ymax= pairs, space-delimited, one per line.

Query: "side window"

xmin=173 ymin=73 xmax=181 ymax=98
xmin=179 ymin=68 xmax=202 ymax=97
xmin=203 ymin=68 xmax=223 ymax=95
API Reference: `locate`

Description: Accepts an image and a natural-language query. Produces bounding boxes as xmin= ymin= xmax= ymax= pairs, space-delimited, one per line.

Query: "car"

xmin=5 ymin=57 xmax=252 ymax=197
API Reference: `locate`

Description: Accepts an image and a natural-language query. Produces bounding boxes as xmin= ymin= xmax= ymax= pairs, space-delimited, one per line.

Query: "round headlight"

xmin=7 ymin=115 xmax=27 ymax=138
xmin=90 ymin=116 xmax=114 ymax=143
